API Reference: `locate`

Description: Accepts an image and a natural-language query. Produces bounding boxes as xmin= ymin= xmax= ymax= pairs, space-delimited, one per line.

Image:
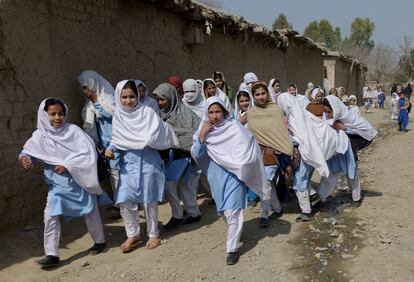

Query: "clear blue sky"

xmin=219 ymin=0 xmax=414 ymax=50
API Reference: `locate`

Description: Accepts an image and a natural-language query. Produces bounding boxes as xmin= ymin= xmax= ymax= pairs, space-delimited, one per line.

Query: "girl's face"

xmin=288 ymin=86 xmax=297 ymax=96
xmin=205 ymin=83 xmax=216 ymax=98
xmin=273 ymin=82 xmax=281 ymax=93
xmin=208 ymin=103 xmax=225 ymax=124
xmin=156 ymin=96 xmax=170 ymax=110
xmin=349 ymin=98 xmax=356 ymax=106
xmin=138 ymin=85 xmax=146 ymax=100
xmin=238 ymin=95 xmax=250 ymax=112
xmin=47 ymin=104 xmax=65 ymax=129
xmin=315 ymin=93 xmax=323 ymax=103
xmin=323 ymin=105 xmax=333 ymax=119
xmin=120 ymin=88 xmax=138 ymax=110
xmin=253 ymin=87 xmax=268 ymax=106
xmin=214 ymin=78 xmax=224 ymax=89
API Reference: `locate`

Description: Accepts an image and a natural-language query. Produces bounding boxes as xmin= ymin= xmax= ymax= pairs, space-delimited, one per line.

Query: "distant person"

xmin=398 ymin=92 xmax=410 ymax=132
xmin=378 ymin=88 xmax=386 ymax=109
xmin=268 ymin=78 xmax=282 ymax=102
xmin=168 ymin=76 xmax=184 ymax=98
xmin=390 ymin=82 xmax=397 ymax=97
xmin=403 ymin=83 xmax=412 ymax=101
xmin=390 ymin=93 xmax=399 ymax=120
xmin=213 ymin=71 xmax=236 ymax=105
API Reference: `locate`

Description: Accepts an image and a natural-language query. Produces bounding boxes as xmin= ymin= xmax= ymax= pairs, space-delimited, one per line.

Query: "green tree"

xmin=272 ymin=13 xmax=292 ymax=30
xmin=303 ymin=19 xmax=340 ymax=50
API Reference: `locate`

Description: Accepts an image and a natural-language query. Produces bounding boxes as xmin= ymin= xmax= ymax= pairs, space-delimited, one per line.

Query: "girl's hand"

xmin=82 ymin=88 xmax=98 ymax=103
xmin=20 ymin=156 xmax=34 ymax=170
xmin=54 ymin=165 xmax=67 ymax=174
xmin=198 ymin=121 xmax=214 ymax=143
xmin=105 ymin=149 xmax=115 ymax=160
xmin=238 ymin=113 xmax=248 ymax=125
xmin=333 ymin=120 xmax=347 ymax=131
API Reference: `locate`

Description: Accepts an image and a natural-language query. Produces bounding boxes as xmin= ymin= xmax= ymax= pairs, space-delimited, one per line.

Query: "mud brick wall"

xmin=0 ymin=0 xmax=326 ymax=230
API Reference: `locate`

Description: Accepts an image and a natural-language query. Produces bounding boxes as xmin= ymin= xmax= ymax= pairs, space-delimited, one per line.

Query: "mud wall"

xmin=0 ymin=0 xmax=324 ymax=230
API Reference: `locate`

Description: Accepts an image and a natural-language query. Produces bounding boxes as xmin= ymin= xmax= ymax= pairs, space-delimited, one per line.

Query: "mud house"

xmin=0 ymin=0 xmax=365 ymax=230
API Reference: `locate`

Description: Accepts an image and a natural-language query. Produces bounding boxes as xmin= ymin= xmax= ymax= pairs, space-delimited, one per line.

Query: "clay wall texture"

xmin=0 ymin=0 xmax=362 ymax=230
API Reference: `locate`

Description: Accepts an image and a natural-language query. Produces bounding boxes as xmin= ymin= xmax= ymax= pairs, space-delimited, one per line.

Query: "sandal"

xmin=146 ymin=237 xmax=161 ymax=249
xmin=120 ymin=236 xmax=141 ymax=253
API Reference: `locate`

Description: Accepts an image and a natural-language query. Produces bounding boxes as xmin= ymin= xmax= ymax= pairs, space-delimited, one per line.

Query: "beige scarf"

xmin=248 ymin=101 xmax=293 ymax=156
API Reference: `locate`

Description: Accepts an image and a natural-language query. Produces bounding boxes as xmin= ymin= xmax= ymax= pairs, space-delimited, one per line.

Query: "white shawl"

xmin=22 ymin=98 xmax=102 ymax=195
xmin=111 ymin=80 xmax=179 ymax=151
xmin=78 ymin=70 xmax=115 ymax=127
xmin=192 ymin=97 xmax=268 ymax=200
xmin=325 ymin=95 xmax=378 ymax=141
xmin=182 ymin=78 xmax=205 ymax=118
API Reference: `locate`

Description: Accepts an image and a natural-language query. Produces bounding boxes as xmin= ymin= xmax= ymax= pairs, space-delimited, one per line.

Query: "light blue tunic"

xmin=326 ymin=140 xmax=357 ymax=179
xmin=114 ymin=147 xmax=165 ymax=205
xmin=93 ymin=102 xmax=119 ymax=169
xmin=20 ymin=153 xmax=99 ymax=218
xmin=293 ymin=159 xmax=314 ymax=192
xmin=192 ymin=140 xmax=247 ymax=213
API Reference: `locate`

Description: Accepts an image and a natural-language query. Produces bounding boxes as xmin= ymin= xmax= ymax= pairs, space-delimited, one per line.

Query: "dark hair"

xmin=288 ymin=84 xmax=297 ymax=89
xmin=322 ymin=98 xmax=332 ymax=110
xmin=122 ymin=80 xmax=138 ymax=96
xmin=272 ymin=79 xmax=280 ymax=87
xmin=44 ymin=98 xmax=66 ymax=115
xmin=237 ymin=91 xmax=250 ymax=102
xmin=204 ymin=80 xmax=215 ymax=91
xmin=213 ymin=72 xmax=223 ymax=81
xmin=208 ymin=102 xmax=227 ymax=114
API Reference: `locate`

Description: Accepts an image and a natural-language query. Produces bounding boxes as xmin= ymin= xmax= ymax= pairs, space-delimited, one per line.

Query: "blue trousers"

xmin=398 ymin=110 xmax=409 ymax=129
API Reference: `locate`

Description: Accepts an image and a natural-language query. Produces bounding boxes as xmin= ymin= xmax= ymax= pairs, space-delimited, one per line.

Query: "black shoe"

xmin=269 ymin=210 xmax=283 ymax=219
xmin=208 ymin=199 xmax=216 ymax=206
xmin=88 ymin=243 xmax=106 ymax=255
xmin=259 ymin=217 xmax=269 ymax=228
xmin=182 ymin=215 xmax=202 ymax=225
xmin=37 ymin=255 xmax=60 ymax=269
xmin=295 ymin=213 xmax=312 ymax=222
xmin=163 ymin=217 xmax=183 ymax=230
xmin=226 ymin=252 xmax=239 ymax=265
xmin=405 ymin=129 xmax=409 ymax=132
xmin=350 ymin=199 xmax=362 ymax=208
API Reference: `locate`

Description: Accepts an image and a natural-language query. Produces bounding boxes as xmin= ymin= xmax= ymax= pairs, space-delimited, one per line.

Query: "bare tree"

xmin=398 ymin=36 xmax=414 ymax=74
xmin=367 ymin=43 xmax=398 ymax=82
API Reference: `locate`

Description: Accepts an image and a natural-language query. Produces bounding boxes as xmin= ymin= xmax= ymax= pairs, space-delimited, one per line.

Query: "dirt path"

xmin=1 ymin=103 xmax=412 ymax=282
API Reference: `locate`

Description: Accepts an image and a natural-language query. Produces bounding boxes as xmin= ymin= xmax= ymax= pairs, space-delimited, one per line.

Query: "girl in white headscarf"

xmin=78 ymin=70 xmax=119 ymax=194
xmin=268 ymin=78 xmax=282 ymax=103
xmin=105 ymin=80 xmax=178 ymax=252
xmin=19 ymin=98 xmax=107 ymax=268
xmin=391 ymin=92 xmax=399 ymax=120
xmin=191 ymin=96 xmax=268 ymax=265
xmin=233 ymin=89 xmax=253 ymax=126
xmin=203 ymin=78 xmax=234 ymax=115
xmin=319 ymin=95 xmax=378 ymax=206
xmin=182 ymin=78 xmax=205 ymax=118
xmin=135 ymin=80 xmax=161 ymax=115
xmin=277 ymin=92 xmax=350 ymax=221
xmin=288 ymin=83 xmax=310 ymax=108
xmin=348 ymin=95 xmax=358 ymax=109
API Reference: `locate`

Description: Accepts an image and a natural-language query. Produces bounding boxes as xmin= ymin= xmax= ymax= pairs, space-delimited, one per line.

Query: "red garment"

xmin=168 ymin=76 xmax=184 ymax=98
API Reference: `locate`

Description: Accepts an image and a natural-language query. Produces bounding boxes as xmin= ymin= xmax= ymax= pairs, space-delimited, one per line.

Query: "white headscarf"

xmin=192 ymin=96 xmax=269 ymax=200
xmin=243 ymin=72 xmax=258 ymax=85
xmin=182 ymin=78 xmax=205 ymax=118
xmin=311 ymin=88 xmax=322 ymax=100
xmin=78 ymin=70 xmax=115 ymax=127
xmin=268 ymin=78 xmax=281 ymax=103
xmin=135 ymin=80 xmax=161 ymax=115
xmin=203 ymin=78 xmax=234 ymax=115
xmin=22 ymin=98 xmax=102 ymax=195
xmin=324 ymin=95 xmax=378 ymax=141
xmin=234 ymin=90 xmax=253 ymax=117
xmin=278 ymin=93 xmax=349 ymax=169
xmin=111 ymin=80 xmax=179 ymax=151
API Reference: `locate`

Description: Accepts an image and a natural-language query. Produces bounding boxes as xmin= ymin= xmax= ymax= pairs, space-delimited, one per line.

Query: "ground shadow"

xmin=238 ymin=217 xmax=292 ymax=256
